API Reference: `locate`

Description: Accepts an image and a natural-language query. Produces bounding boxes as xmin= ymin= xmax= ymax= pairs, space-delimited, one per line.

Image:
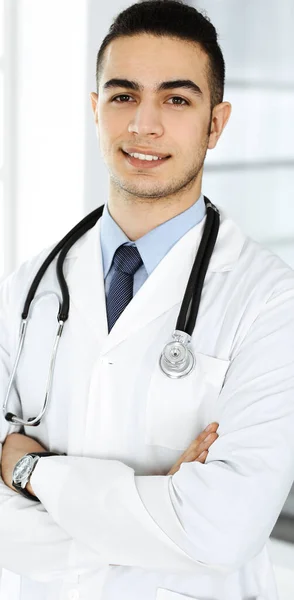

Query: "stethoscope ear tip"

xmin=4 ymin=412 xmax=16 ymax=422
xmin=4 ymin=412 xmax=41 ymax=426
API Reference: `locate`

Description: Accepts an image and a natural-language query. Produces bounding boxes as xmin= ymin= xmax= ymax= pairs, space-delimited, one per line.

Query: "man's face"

xmin=92 ymin=34 xmax=221 ymax=202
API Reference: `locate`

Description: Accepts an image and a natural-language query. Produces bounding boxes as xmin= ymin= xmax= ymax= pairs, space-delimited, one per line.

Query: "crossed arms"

xmin=1 ymin=285 xmax=294 ymax=582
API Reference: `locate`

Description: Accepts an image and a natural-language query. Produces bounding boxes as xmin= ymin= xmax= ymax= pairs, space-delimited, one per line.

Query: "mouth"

xmin=121 ymin=150 xmax=171 ymax=169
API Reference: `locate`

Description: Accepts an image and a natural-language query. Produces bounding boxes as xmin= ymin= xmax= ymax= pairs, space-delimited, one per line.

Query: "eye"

xmin=111 ymin=94 xmax=189 ymax=105
xmin=111 ymin=94 xmax=134 ymax=103
xmin=167 ymin=96 xmax=189 ymax=106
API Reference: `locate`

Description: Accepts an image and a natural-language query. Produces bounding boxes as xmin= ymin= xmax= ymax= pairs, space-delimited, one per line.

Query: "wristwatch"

xmin=12 ymin=452 xmax=60 ymax=502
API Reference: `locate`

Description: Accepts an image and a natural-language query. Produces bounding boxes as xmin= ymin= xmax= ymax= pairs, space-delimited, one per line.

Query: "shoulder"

xmin=212 ymin=206 xmax=294 ymax=358
xmin=0 ymin=214 xmax=99 ymax=319
xmin=217 ymin=204 xmax=294 ymax=299
xmin=0 ymin=244 xmax=55 ymax=316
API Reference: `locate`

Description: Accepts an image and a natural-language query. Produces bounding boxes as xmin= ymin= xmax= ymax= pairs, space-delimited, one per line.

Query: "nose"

xmin=128 ymin=101 xmax=164 ymax=137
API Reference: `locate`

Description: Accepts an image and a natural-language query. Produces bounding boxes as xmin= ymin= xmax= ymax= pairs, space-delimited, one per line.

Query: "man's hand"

xmin=168 ymin=422 xmax=219 ymax=475
xmin=1 ymin=433 xmax=47 ymax=495
xmin=0 ymin=424 xmax=219 ymax=494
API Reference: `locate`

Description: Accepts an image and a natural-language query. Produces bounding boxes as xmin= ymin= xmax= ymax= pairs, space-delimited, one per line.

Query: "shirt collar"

xmin=100 ymin=194 xmax=206 ymax=278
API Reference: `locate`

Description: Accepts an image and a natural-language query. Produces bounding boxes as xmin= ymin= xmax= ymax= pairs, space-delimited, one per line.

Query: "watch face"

xmin=13 ymin=456 xmax=34 ymax=483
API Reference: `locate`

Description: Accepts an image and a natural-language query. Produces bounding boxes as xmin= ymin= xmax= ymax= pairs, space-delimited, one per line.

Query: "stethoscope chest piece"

xmin=3 ymin=197 xmax=219 ymax=425
xmin=159 ymin=330 xmax=195 ymax=379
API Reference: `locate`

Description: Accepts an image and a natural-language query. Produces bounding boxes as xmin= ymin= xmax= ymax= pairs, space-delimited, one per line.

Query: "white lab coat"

xmin=0 ymin=205 xmax=294 ymax=600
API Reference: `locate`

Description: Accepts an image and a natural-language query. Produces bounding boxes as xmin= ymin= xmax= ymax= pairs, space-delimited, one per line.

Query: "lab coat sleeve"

xmin=31 ymin=282 xmax=294 ymax=574
xmin=0 ymin=273 xmax=105 ymax=582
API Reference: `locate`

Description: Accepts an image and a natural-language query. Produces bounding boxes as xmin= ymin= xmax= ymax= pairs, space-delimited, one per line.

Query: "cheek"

xmin=167 ymin=110 xmax=203 ymax=137
xmin=185 ymin=122 xmax=210 ymax=151
xmin=98 ymin=112 xmax=127 ymax=151
xmin=172 ymin=122 xmax=203 ymax=151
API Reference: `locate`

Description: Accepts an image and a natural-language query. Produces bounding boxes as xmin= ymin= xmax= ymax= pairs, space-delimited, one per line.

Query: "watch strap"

xmin=29 ymin=452 xmax=61 ymax=458
xmin=13 ymin=451 xmax=62 ymax=502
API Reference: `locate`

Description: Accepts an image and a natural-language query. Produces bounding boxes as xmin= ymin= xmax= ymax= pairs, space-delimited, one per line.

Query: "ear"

xmin=90 ymin=92 xmax=98 ymax=123
xmin=208 ymin=101 xmax=232 ymax=149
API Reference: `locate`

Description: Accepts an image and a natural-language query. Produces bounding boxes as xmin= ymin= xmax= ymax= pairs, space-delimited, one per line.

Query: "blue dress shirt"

xmin=100 ymin=194 xmax=206 ymax=296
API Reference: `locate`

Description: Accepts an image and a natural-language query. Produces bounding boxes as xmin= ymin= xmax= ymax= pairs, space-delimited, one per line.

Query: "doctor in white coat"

xmin=1 ymin=1 xmax=294 ymax=599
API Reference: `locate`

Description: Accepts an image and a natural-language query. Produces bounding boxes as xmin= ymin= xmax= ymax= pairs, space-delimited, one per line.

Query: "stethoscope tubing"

xmin=3 ymin=197 xmax=219 ymax=426
xmin=22 ymin=206 xmax=104 ymax=321
xmin=176 ymin=201 xmax=219 ymax=334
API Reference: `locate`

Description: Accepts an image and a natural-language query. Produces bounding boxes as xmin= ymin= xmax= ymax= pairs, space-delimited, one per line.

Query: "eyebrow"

xmin=103 ymin=78 xmax=203 ymax=97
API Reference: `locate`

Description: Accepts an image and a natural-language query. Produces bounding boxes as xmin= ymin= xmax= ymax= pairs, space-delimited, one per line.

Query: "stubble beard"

xmin=108 ymin=138 xmax=209 ymax=205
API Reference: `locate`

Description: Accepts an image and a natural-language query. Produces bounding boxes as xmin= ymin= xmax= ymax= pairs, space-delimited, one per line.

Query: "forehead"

xmin=101 ymin=34 xmax=210 ymax=95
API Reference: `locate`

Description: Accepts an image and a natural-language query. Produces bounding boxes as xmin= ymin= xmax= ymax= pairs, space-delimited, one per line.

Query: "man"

xmin=1 ymin=1 xmax=294 ymax=599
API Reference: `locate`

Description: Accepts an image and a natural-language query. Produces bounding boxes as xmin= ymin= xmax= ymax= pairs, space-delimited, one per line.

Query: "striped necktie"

xmin=106 ymin=244 xmax=143 ymax=332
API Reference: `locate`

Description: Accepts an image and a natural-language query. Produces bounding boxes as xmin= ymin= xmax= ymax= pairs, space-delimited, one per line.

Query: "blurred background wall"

xmin=0 ymin=0 xmax=294 ymax=596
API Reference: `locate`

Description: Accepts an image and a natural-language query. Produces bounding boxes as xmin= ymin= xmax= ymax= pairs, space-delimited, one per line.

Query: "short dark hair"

xmin=96 ymin=0 xmax=225 ymax=109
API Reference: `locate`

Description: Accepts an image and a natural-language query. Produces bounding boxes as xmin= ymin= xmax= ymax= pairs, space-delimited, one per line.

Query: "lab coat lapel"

xmin=65 ymin=217 xmax=108 ymax=346
xmin=102 ymin=209 xmax=245 ymax=354
xmin=64 ymin=207 xmax=245 ymax=354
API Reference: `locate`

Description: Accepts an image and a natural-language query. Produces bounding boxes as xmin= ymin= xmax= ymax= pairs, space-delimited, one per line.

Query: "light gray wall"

xmin=197 ymin=0 xmax=294 ymax=268
xmin=83 ymin=0 xmax=130 ymax=213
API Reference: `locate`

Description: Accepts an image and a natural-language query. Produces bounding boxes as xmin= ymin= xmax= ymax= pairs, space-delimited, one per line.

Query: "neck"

xmin=107 ymin=182 xmax=203 ymax=241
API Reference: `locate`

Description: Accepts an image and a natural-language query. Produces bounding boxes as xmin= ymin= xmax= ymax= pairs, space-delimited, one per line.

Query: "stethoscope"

xmin=3 ymin=196 xmax=220 ymax=427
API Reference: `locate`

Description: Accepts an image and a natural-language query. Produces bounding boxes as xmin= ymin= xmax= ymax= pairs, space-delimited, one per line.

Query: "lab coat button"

xmin=67 ymin=589 xmax=79 ymax=600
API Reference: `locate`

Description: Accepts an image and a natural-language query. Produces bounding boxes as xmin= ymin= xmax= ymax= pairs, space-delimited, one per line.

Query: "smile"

xmin=121 ymin=150 xmax=170 ymax=169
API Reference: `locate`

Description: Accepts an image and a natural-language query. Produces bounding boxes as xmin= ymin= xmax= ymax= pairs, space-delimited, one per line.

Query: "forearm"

xmin=0 ymin=434 xmax=106 ymax=581
xmin=30 ymin=454 xmax=229 ymax=575
xmin=0 ymin=476 xmax=105 ymax=581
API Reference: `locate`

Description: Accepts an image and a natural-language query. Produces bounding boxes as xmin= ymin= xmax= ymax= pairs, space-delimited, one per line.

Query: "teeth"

xmin=128 ymin=152 xmax=163 ymax=161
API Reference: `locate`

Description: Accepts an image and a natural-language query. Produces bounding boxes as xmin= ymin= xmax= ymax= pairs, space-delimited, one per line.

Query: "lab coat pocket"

xmin=145 ymin=352 xmax=230 ymax=451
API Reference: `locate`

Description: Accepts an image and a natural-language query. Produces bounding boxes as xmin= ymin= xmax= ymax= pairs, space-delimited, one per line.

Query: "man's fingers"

xmin=197 ymin=422 xmax=219 ymax=442
xmin=197 ymin=450 xmax=208 ymax=461
xmin=186 ymin=422 xmax=219 ymax=449
xmin=167 ymin=448 xmax=208 ymax=475
xmin=167 ymin=423 xmax=219 ymax=476
xmin=184 ymin=433 xmax=218 ymax=460
xmin=168 ymin=434 xmax=217 ymax=474
xmin=182 ymin=428 xmax=219 ymax=460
